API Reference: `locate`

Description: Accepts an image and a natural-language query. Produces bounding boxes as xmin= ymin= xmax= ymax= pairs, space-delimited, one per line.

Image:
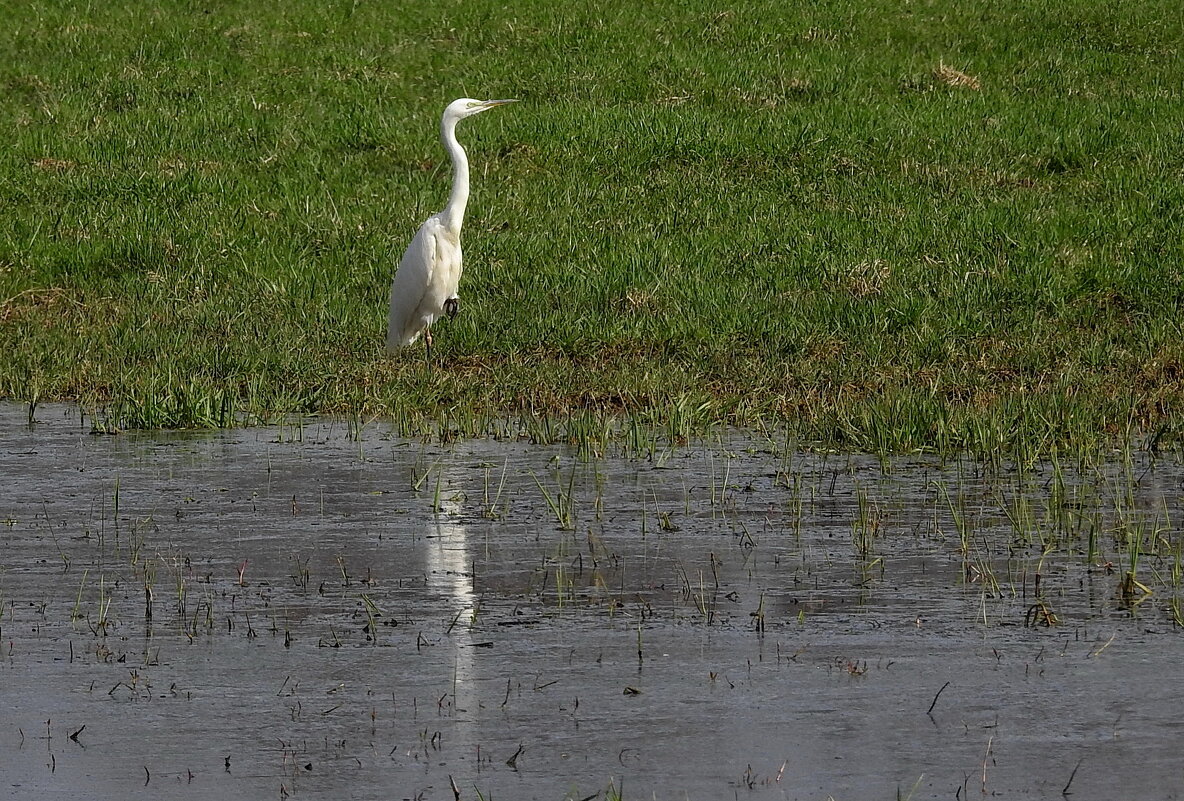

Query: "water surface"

xmin=2 ymin=404 xmax=1182 ymax=799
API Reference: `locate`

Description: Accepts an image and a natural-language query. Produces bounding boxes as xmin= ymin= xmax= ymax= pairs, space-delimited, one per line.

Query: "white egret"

xmin=385 ymin=97 xmax=517 ymax=358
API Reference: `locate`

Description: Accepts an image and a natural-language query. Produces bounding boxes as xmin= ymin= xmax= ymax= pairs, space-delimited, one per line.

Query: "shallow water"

xmin=2 ymin=404 xmax=1183 ymax=800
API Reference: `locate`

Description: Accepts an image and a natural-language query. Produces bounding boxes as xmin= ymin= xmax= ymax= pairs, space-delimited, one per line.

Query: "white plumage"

xmin=385 ymin=98 xmax=516 ymax=356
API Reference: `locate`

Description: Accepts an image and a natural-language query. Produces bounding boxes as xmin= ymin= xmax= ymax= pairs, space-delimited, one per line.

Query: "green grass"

xmin=2 ymin=0 xmax=1182 ymax=454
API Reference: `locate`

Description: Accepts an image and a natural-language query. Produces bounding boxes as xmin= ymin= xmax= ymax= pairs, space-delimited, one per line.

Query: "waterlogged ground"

xmin=2 ymin=405 xmax=1183 ymax=800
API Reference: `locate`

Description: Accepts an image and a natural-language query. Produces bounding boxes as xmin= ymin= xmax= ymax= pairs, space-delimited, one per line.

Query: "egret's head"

xmin=444 ymin=97 xmax=518 ymax=124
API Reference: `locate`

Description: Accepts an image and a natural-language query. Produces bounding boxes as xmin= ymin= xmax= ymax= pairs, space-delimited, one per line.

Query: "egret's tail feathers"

xmin=385 ymin=318 xmax=426 ymax=353
xmin=385 ymin=330 xmax=421 ymax=353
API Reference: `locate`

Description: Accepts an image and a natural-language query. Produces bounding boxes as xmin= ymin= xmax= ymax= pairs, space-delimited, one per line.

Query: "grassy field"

xmin=1 ymin=0 xmax=1181 ymax=454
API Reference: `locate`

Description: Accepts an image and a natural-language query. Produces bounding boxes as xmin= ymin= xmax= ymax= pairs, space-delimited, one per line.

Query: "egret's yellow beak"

xmin=483 ymin=99 xmax=519 ymax=108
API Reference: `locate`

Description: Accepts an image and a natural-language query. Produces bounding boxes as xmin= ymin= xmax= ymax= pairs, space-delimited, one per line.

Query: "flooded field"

xmin=2 ymin=404 xmax=1183 ymax=800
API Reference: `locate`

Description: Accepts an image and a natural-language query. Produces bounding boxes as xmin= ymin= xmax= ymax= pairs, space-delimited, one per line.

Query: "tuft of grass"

xmin=531 ymin=465 xmax=577 ymax=530
xmin=1 ymin=0 xmax=1182 ymax=455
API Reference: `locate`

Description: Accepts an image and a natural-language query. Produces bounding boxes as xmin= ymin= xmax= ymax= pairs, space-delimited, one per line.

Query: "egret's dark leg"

xmin=424 ymin=327 xmax=434 ymax=367
xmin=444 ymin=297 xmax=459 ymax=320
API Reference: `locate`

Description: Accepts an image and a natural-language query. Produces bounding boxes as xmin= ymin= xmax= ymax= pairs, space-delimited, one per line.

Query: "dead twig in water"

xmin=449 ymin=774 xmax=461 ymax=801
xmin=1062 ymin=758 xmax=1083 ymax=795
xmin=927 ymin=681 xmax=950 ymax=715
xmin=981 ymin=735 xmax=994 ymax=794
xmin=505 ymin=743 xmax=524 ymax=770
xmin=1090 ymin=632 xmax=1116 ymax=658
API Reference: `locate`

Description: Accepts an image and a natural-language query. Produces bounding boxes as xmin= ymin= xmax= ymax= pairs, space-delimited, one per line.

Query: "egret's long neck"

xmin=440 ymin=116 xmax=469 ymax=235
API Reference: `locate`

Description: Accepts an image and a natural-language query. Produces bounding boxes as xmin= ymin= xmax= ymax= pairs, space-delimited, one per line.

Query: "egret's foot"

xmin=444 ymin=297 xmax=459 ymax=320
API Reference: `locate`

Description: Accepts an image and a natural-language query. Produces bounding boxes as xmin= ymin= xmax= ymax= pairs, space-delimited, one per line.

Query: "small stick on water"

xmin=927 ymin=681 xmax=951 ymax=715
xmin=981 ymin=735 xmax=994 ymax=794
xmin=1062 ymin=758 xmax=1083 ymax=796
xmin=506 ymin=743 xmax=523 ymax=769
xmin=449 ymin=774 xmax=461 ymax=801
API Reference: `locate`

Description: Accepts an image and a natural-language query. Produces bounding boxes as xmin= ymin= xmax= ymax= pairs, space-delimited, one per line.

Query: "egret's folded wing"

xmin=386 ymin=225 xmax=437 ymax=349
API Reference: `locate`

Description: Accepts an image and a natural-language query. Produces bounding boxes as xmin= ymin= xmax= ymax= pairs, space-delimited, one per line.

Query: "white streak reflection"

xmin=425 ymin=516 xmax=480 ymax=746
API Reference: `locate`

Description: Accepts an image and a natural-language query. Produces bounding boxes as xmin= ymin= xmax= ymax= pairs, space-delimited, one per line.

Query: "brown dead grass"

xmin=933 ymin=62 xmax=981 ymax=90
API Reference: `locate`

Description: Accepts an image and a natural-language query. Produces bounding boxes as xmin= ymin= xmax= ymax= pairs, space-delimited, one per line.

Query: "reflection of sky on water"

xmin=2 ymin=404 xmax=1184 ymax=800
